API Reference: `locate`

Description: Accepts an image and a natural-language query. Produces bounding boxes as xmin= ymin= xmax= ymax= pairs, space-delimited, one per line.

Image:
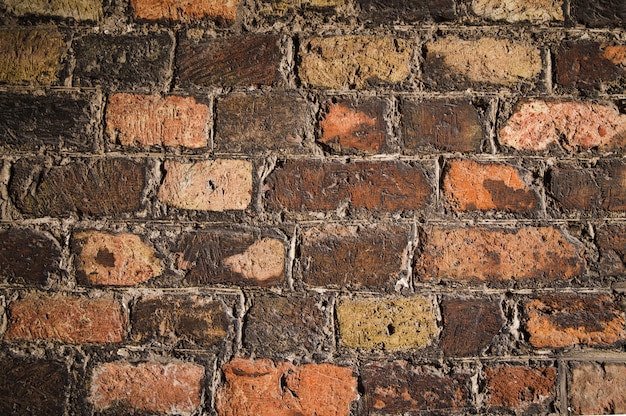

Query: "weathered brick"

xmin=243 ymin=295 xmax=329 ymax=355
xmin=424 ymin=37 xmax=542 ymax=88
xmin=570 ymin=363 xmax=626 ymax=415
xmin=299 ymin=36 xmax=413 ymax=89
xmin=175 ymin=230 xmax=285 ymax=286
xmin=73 ymin=231 xmax=162 ymax=286
xmin=472 ymin=0 xmax=563 ymax=22
xmin=362 ymin=361 xmax=471 ymax=414
xmin=10 ymin=158 xmax=146 ymax=217
xmin=216 ymin=358 xmax=357 ymax=416
xmin=158 ymin=159 xmax=252 ymax=211
xmin=73 ymin=32 xmax=173 ymax=90
xmin=443 ymin=159 xmax=538 ymax=212
xmin=89 ymin=362 xmax=204 ymax=415
xmin=265 ymin=160 xmax=432 ymax=212
xmin=441 ymin=298 xmax=503 ymax=356
xmin=556 ymin=41 xmax=626 ymax=92
xmin=357 ymin=0 xmax=455 ymax=24
xmin=0 ymin=0 xmax=102 ymax=20
xmin=597 ymin=225 xmax=626 ymax=275
xmin=106 ymin=93 xmax=209 ymax=149
xmin=400 ymin=98 xmax=484 ymax=153
xmin=215 ymin=93 xmax=310 ymax=153
xmin=177 ymin=35 xmax=280 ymax=87
xmin=524 ymin=294 xmax=626 ymax=348
xmin=417 ymin=227 xmax=584 ymax=282
xmin=0 ymin=357 xmax=68 ymax=415
xmin=0 ymin=228 xmax=60 ymax=285
xmin=0 ymin=29 xmax=65 ymax=85
xmin=570 ymin=0 xmax=625 ymax=27
xmin=485 ymin=366 xmax=557 ymax=411
xmin=131 ymin=295 xmax=231 ymax=347
xmin=299 ymin=224 xmax=409 ymax=289
xmin=500 ymin=100 xmax=626 ymax=151
xmin=131 ymin=0 xmax=239 ymax=23
xmin=5 ymin=293 xmax=126 ymax=344
xmin=318 ymin=98 xmax=389 ymax=154
xmin=336 ymin=296 xmax=436 ymax=350
xmin=259 ymin=0 xmax=344 ymax=16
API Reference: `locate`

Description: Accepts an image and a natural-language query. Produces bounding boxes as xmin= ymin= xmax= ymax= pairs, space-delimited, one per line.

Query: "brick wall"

xmin=0 ymin=0 xmax=625 ymax=415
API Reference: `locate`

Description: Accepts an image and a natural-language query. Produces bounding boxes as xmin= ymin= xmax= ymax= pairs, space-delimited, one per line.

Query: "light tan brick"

xmin=472 ymin=0 xmax=563 ymax=23
xmin=0 ymin=29 xmax=65 ymax=84
xmin=1 ymin=0 xmax=102 ymax=20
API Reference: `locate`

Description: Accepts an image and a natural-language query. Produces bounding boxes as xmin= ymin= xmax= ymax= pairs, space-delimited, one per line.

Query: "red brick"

xmin=265 ymin=160 xmax=432 ymax=212
xmin=570 ymin=363 xmax=626 ymax=414
xmin=525 ymin=294 xmax=626 ymax=348
xmin=417 ymin=227 xmax=584 ymax=282
xmin=443 ymin=159 xmax=538 ymax=212
xmin=0 ymin=228 xmax=60 ymax=285
xmin=4 ymin=293 xmax=126 ymax=344
xmin=89 ymin=361 xmax=204 ymax=415
xmin=597 ymin=225 xmax=626 ymax=275
xmin=106 ymin=94 xmax=209 ymax=149
xmin=441 ymin=298 xmax=503 ymax=356
xmin=556 ymin=41 xmax=625 ymax=92
xmin=485 ymin=366 xmax=557 ymax=411
xmin=215 ymin=357 xmax=357 ymax=416
xmin=131 ymin=0 xmax=239 ymax=23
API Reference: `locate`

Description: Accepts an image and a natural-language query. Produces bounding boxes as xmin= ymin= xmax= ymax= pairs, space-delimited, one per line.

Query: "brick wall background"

xmin=0 ymin=0 xmax=624 ymax=414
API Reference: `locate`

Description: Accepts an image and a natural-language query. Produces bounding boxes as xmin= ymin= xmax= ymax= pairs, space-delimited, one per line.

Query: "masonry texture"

xmin=0 ymin=0 xmax=624 ymax=415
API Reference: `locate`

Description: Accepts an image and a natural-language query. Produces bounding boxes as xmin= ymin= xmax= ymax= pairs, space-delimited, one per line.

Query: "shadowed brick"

xmin=441 ymin=298 xmax=503 ymax=356
xmin=260 ymin=0 xmax=345 ymax=16
xmin=0 ymin=29 xmax=64 ymax=85
xmin=0 ymin=0 xmax=102 ymax=20
xmin=472 ymin=0 xmax=563 ymax=23
xmin=570 ymin=0 xmax=625 ymax=27
xmin=131 ymin=0 xmax=239 ymax=23
xmin=0 ymin=228 xmax=60 ymax=285
xmin=597 ymin=225 xmax=626 ymax=275
xmin=570 ymin=363 xmax=626 ymax=414
xmin=486 ymin=366 xmax=557 ymax=412
xmin=556 ymin=41 xmax=626 ymax=92
xmin=357 ymin=0 xmax=455 ymax=24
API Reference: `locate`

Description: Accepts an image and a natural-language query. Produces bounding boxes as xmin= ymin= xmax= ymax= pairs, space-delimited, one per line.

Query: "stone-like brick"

xmin=89 ymin=362 xmax=204 ymax=416
xmin=215 ymin=93 xmax=310 ymax=153
xmin=443 ymin=159 xmax=538 ymax=212
xmin=485 ymin=366 xmax=557 ymax=411
xmin=5 ymin=293 xmax=126 ymax=344
xmin=131 ymin=0 xmax=239 ymax=23
xmin=131 ymin=295 xmax=231 ymax=348
xmin=106 ymin=93 xmax=209 ymax=149
xmin=177 ymin=35 xmax=281 ymax=87
xmin=418 ymin=227 xmax=584 ymax=282
xmin=265 ymin=160 xmax=432 ymax=212
xmin=0 ymin=228 xmax=60 ymax=285
xmin=357 ymin=0 xmax=455 ymax=24
xmin=260 ymin=0 xmax=344 ymax=15
xmin=73 ymin=32 xmax=173 ymax=90
xmin=216 ymin=358 xmax=357 ymax=416
xmin=175 ymin=230 xmax=284 ymax=286
xmin=424 ymin=37 xmax=542 ymax=88
xmin=0 ymin=29 xmax=64 ymax=85
xmin=570 ymin=363 xmax=626 ymax=415
xmin=556 ymin=41 xmax=626 ymax=92
xmin=400 ymin=98 xmax=484 ymax=153
xmin=0 ymin=357 xmax=68 ymax=416
xmin=0 ymin=0 xmax=102 ymax=20
xmin=336 ymin=296 xmax=436 ymax=350
xmin=500 ymin=100 xmax=626 ymax=151
xmin=362 ymin=361 xmax=471 ymax=414
xmin=472 ymin=0 xmax=563 ymax=23
xmin=441 ymin=298 xmax=503 ymax=356
xmin=158 ymin=159 xmax=252 ymax=211
xmin=299 ymin=224 xmax=409 ymax=289
xmin=570 ymin=0 xmax=625 ymax=27
xmin=73 ymin=231 xmax=162 ymax=286
xmin=525 ymin=294 xmax=626 ymax=348
xmin=318 ymin=98 xmax=388 ymax=154
xmin=243 ymin=295 xmax=329 ymax=355
xmin=299 ymin=36 xmax=413 ymax=89
xmin=597 ymin=225 xmax=626 ymax=275
xmin=10 ymin=158 xmax=146 ymax=217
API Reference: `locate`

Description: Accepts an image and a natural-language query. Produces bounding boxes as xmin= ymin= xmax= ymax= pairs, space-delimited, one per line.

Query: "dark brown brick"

xmin=131 ymin=295 xmax=232 ymax=348
xmin=0 ymin=357 xmax=68 ymax=416
xmin=441 ymin=298 xmax=503 ymax=356
xmin=570 ymin=0 xmax=625 ymax=27
xmin=362 ymin=361 xmax=471 ymax=414
xmin=597 ymin=225 xmax=626 ymax=275
xmin=300 ymin=224 xmax=409 ymax=289
xmin=0 ymin=228 xmax=60 ymax=285
xmin=265 ymin=160 xmax=432 ymax=212
xmin=9 ymin=158 xmax=146 ymax=217
xmin=556 ymin=41 xmax=626 ymax=92
xmin=486 ymin=366 xmax=557 ymax=412
xmin=73 ymin=32 xmax=173 ymax=90
xmin=357 ymin=0 xmax=455 ymax=24
xmin=401 ymin=98 xmax=484 ymax=152
xmin=0 ymin=91 xmax=97 ymax=152
xmin=177 ymin=35 xmax=280 ymax=87
xmin=215 ymin=93 xmax=310 ymax=153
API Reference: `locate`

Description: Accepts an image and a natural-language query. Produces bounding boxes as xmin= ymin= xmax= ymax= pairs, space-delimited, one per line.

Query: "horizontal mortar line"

xmin=317 ymin=287 xmax=617 ymax=297
xmin=450 ymin=351 xmax=626 ymax=364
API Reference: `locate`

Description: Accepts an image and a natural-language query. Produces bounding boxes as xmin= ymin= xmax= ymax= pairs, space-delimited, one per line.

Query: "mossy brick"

xmin=0 ymin=0 xmax=102 ymax=20
xmin=0 ymin=228 xmax=60 ymax=286
xmin=570 ymin=0 xmax=625 ymax=27
xmin=485 ymin=366 xmax=557 ymax=412
xmin=357 ymin=0 xmax=455 ymax=24
xmin=570 ymin=363 xmax=626 ymax=414
xmin=471 ymin=0 xmax=563 ymax=23
xmin=130 ymin=0 xmax=239 ymax=24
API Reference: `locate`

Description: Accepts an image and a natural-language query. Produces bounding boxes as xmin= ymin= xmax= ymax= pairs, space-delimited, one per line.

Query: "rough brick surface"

xmin=299 ymin=36 xmax=413 ymax=89
xmin=597 ymin=225 xmax=626 ymax=275
xmin=570 ymin=0 xmax=625 ymax=27
xmin=73 ymin=231 xmax=162 ymax=286
xmin=418 ymin=227 xmax=584 ymax=282
xmin=472 ymin=0 xmax=563 ymax=22
xmin=357 ymin=0 xmax=455 ymax=23
xmin=485 ymin=366 xmax=557 ymax=411
xmin=216 ymin=358 xmax=357 ymax=416
xmin=89 ymin=362 xmax=204 ymax=415
xmin=266 ymin=160 xmax=432 ymax=212
xmin=158 ymin=159 xmax=252 ymax=211
xmin=443 ymin=159 xmax=538 ymax=212
xmin=336 ymin=296 xmax=436 ymax=350
xmin=441 ymin=298 xmax=503 ymax=356
xmin=570 ymin=363 xmax=626 ymax=415
xmin=259 ymin=0 xmax=344 ymax=16
xmin=5 ymin=293 xmax=126 ymax=344
xmin=556 ymin=41 xmax=626 ymax=92
xmin=0 ymin=29 xmax=64 ymax=85
xmin=525 ymin=294 xmax=626 ymax=348
xmin=131 ymin=0 xmax=239 ymax=22
xmin=1 ymin=0 xmax=102 ymax=20
xmin=106 ymin=93 xmax=209 ymax=149
xmin=0 ymin=228 xmax=60 ymax=285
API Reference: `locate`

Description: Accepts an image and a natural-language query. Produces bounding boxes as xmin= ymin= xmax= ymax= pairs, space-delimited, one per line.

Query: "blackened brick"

xmin=0 ymin=228 xmax=60 ymax=285
xmin=357 ymin=0 xmax=455 ymax=24
xmin=570 ymin=0 xmax=625 ymax=27
xmin=441 ymin=298 xmax=503 ymax=356
xmin=556 ymin=41 xmax=626 ymax=92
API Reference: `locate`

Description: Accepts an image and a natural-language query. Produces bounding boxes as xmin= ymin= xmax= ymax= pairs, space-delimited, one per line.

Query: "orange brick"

xmin=130 ymin=0 xmax=239 ymax=22
xmin=486 ymin=366 xmax=557 ymax=411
